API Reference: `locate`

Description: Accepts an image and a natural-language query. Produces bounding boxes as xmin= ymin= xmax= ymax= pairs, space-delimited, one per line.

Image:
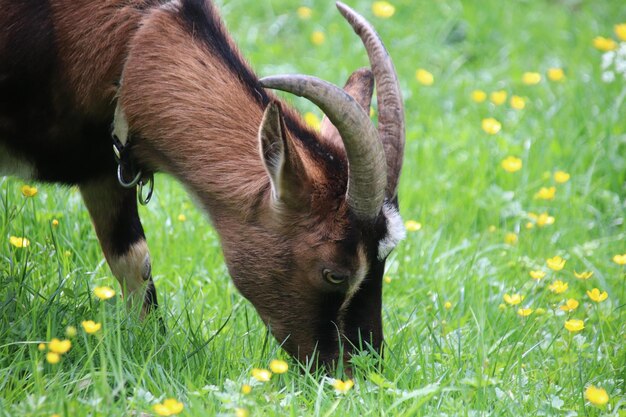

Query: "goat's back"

xmin=0 ymin=0 xmax=153 ymax=183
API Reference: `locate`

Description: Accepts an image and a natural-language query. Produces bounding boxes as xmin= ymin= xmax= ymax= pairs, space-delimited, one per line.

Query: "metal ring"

xmin=138 ymin=174 xmax=154 ymax=206
xmin=117 ymin=164 xmax=142 ymax=189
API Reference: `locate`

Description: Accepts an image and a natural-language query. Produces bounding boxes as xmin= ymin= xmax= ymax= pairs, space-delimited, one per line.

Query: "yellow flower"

xmin=534 ymin=186 xmax=556 ymax=200
xmin=405 ymin=220 xmax=422 ymax=232
xmin=372 ymin=1 xmax=395 ymax=18
xmin=38 ymin=343 xmax=46 ymax=351
xmin=547 ymin=256 xmax=566 ymax=271
xmin=574 ymin=270 xmax=593 ymax=280
xmin=269 ymin=359 xmax=288 ymax=374
xmin=525 ymin=222 xmax=534 ymax=229
xmin=613 ymin=254 xmax=626 ymax=265
xmin=9 ymin=236 xmax=30 ymax=248
xmin=547 ymin=68 xmax=565 ymax=82
xmin=503 ymin=294 xmax=524 ymax=306
xmin=585 ymin=385 xmax=609 ymax=406
xmin=52 ymin=414 xmax=60 ymax=417
xmin=529 ymin=270 xmax=546 ymax=280
xmin=616 ymin=24 xmax=626 ymax=41
xmin=501 ymin=156 xmax=522 ymax=173
xmin=510 ymin=95 xmax=526 ymax=110
xmin=498 ymin=303 xmax=506 ymax=311
xmin=535 ymin=307 xmax=546 ymax=315
xmin=52 ymin=219 xmax=59 ymax=227
xmin=241 ymin=384 xmax=252 ymax=395
xmin=94 ymin=286 xmax=116 ymax=300
xmin=471 ymin=90 xmax=486 ymax=103
xmin=548 ymin=280 xmax=568 ymax=294
xmin=504 ymin=232 xmax=518 ymax=246
xmin=490 ymin=90 xmax=507 ymax=105
xmin=554 ymin=170 xmax=570 ymax=183
xmin=482 ymin=118 xmax=502 ymax=135
xmin=444 ymin=301 xmax=452 ymax=310
xmin=235 ymin=408 xmax=250 ymax=417
xmin=81 ymin=320 xmax=102 ymax=334
xmin=21 ymin=185 xmax=38 ymax=197
xmin=311 ymin=31 xmax=325 ymax=45
xmin=46 ymin=352 xmax=61 ymax=364
xmin=559 ymin=298 xmax=579 ymax=312
xmin=587 ymin=288 xmax=608 ymax=302
xmin=564 ymin=319 xmax=584 ymax=332
xmin=297 ymin=6 xmax=312 ymax=19
xmin=251 ymin=368 xmax=272 ymax=382
xmin=384 ymin=275 xmax=392 ymax=284
xmin=304 ymin=112 xmax=321 ymax=131
xmin=517 ymin=308 xmax=533 ymax=317
xmin=152 ymin=398 xmax=184 ymax=416
xmin=332 ymin=379 xmax=354 ymax=393
xmin=49 ymin=338 xmax=71 ymax=354
xmin=415 ymin=69 xmax=434 ymax=86
xmin=65 ymin=326 xmax=77 ymax=338
xmin=522 ymin=72 xmax=542 ymax=85
xmin=536 ymin=213 xmax=555 ymax=227
xmin=177 ymin=214 xmax=186 ymax=222
xmin=593 ymin=36 xmax=617 ymax=51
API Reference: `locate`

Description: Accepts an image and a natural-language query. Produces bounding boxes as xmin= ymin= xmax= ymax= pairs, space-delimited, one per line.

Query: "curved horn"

xmin=337 ymin=1 xmax=405 ymax=199
xmin=259 ymin=75 xmax=386 ymax=220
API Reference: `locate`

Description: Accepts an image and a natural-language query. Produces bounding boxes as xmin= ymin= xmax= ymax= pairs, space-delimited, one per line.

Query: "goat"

xmin=0 ymin=0 xmax=405 ymax=367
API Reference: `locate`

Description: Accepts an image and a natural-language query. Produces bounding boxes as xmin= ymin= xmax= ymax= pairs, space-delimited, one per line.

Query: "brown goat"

xmin=0 ymin=0 xmax=405 ymax=367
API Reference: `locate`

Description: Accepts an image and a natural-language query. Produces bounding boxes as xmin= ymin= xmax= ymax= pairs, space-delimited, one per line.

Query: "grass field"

xmin=2 ymin=0 xmax=626 ymax=415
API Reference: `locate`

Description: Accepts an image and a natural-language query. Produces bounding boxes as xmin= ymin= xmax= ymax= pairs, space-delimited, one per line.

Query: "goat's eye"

xmin=323 ymin=269 xmax=348 ymax=285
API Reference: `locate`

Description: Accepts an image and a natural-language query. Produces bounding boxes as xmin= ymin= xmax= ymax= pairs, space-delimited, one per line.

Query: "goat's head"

xmin=223 ymin=2 xmax=406 ymax=367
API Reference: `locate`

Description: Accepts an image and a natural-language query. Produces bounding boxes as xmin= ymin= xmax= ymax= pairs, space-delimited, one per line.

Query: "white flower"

xmin=602 ymin=51 xmax=615 ymax=69
xmin=602 ymin=71 xmax=616 ymax=83
xmin=616 ymin=56 xmax=626 ymax=75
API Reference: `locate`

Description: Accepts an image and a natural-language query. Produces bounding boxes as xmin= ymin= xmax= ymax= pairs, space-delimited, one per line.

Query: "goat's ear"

xmin=259 ymin=101 xmax=308 ymax=208
xmin=321 ymin=68 xmax=374 ymax=143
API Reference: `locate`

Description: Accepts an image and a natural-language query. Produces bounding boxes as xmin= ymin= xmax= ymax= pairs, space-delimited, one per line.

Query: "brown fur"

xmin=50 ymin=1 xmax=151 ymax=115
xmin=1 ymin=0 xmax=395 ymax=366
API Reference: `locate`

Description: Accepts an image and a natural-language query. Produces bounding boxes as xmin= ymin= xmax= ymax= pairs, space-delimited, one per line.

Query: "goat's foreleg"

xmin=80 ymin=176 xmax=159 ymax=317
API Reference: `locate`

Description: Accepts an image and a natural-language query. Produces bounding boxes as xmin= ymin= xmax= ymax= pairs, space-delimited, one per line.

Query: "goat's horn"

xmin=337 ymin=1 xmax=405 ymax=199
xmin=260 ymin=75 xmax=386 ymax=220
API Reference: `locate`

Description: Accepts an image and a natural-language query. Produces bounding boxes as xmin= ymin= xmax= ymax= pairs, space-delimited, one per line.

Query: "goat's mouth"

xmin=282 ymin=317 xmax=383 ymax=372
xmin=285 ymin=334 xmax=383 ymax=375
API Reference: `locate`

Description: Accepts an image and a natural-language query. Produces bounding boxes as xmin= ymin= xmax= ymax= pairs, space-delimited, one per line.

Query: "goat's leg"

xmin=80 ymin=176 xmax=159 ymax=316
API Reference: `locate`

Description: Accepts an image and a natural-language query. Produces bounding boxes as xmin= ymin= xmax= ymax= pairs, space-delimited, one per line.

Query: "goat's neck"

xmin=128 ymin=92 xmax=271 ymax=222
xmin=120 ymin=5 xmax=278 ymax=221
xmin=121 ymin=76 xmax=272 ymax=221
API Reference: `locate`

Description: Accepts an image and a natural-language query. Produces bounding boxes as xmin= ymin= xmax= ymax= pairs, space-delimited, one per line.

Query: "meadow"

xmin=1 ymin=0 xmax=625 ymax=415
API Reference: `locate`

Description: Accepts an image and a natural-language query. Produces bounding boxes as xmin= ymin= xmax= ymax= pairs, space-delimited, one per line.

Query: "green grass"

xmin=2 ymin=0 xmax=626 ymax=415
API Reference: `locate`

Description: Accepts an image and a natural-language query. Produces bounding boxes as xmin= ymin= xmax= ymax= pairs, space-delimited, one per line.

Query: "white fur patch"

xmin=349 ymin=244 xmax=368 ymax=295
xmin=112 ymin=103 xmax=130 ymax=146
xmin=0 ymin=144 xmax=36 ymax=179
xmin=340 ymin=244 xmax=369 ymax=311
xmin=378 ymin=203 xmax=406 ymax=260
xmin=160 ymin=0 xmax=180 ymax=12
xmin=109 ymin=240 xmax=151 ymax=295
xmin=107 ymin=240 xmax=153 ymax=316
